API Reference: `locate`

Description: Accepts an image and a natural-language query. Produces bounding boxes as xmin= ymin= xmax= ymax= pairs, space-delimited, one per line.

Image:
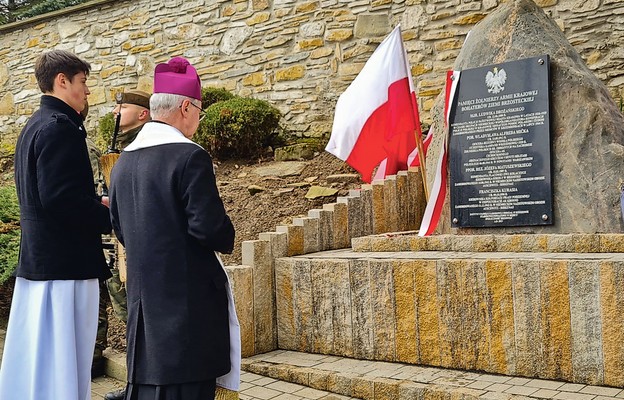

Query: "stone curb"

xmin=102 ymin=347 xmax=127 ymax=382
xmin=351 ymin=233 xmax=624 ymax=253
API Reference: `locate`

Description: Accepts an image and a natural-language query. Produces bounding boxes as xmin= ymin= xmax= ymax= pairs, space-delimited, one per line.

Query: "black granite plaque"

xmin=449 ymin=55 xmax=553 ymax=228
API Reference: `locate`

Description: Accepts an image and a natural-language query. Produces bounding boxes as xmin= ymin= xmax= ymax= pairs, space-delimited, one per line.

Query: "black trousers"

xmin=125 ymin=379 xmax=216 ymax=400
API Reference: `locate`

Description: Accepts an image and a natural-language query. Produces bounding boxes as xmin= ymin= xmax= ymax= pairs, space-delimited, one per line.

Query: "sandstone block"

xmin=350 ymin=259 xmax=375 ymax=359
xmin=225 ymin=265 xmax=255 ymax=357
xmin=275 ymin=258 xmax=296 ymax=350
xmin=242 ymin=239 xmax=276 ymax=353
xmin=246 ymin=11 xmax=270 ymax=25
xmin=354 ymin=14 xmax=390 ymax=38
xmin=276 ymin=224 xmax=304 ymax=255
xmin=258 ymin=231 xmax=289 ymax=259
xmin=323 ymin=202 xmax=349 ymax=249
xmin=539 ymin=260 xmax=573 ymax=380
xmin=293 ymin=259 xmax=313 ymax=351
xmin=275 ymin=65 xmax=305 ymax=81
xmin=309 ymin=208 xmax=333 ymax=251
xmin=512 ymin=259 xmax=543 ymax=377
xmin=599 ymin=261 xmax=624 ymax=387
xmin=371 ymin=180 xmax=386 ymax=234
xmin=568 ymin=261 xmax=604 ymax=384
xmin=393 ymin=260 xmax=418 ymax=364
xmin=372 ymin=377 xmax=400 ymax=400
xmin=326 ymin=29 xmax=353 ymax=42
xmin=370 ymin=260 xmax=397 ymax=361
xmin=309 ymin=368 xmax=331 ymax=390
xmin=293 ymin=216 xmax=320 ymax=254
xmin=383 ymin=176 xmax=399 ymax=233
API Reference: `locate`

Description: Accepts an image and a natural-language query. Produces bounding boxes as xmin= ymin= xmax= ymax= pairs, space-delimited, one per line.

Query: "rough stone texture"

xmin=350 ymin=259 xmax=375 ymax=360
xmin=568 ymin=261 xmax=604 ymax=384
xmin=275 ymin=258 xmax=296 ymax=351
xmin=371 ymin=181 xmax=386 ymax=234
xmin=224 ymin=265 xmax=255 ymax=357
xmin=383 ymin=176 xmax=399 ymax=233
xmin=276 ymin=224 xmax=304 ymax=256
xmin=273 ymin=242 xmax=624 ymax=386
xmin=323 ymin=202 xmax=349 ymax=249
xmin=0 ymin=0 xmax=623 ymax=147
xmin=352 ymin=233 xmax=624 ymax=254
xmin=425 ymin=0 xmax=624 ymax=235
xmin=242 ymin=239 xmax=277 ymax=353
xmin=370 ymin=260 xmax=396 ymax=361
xmin=294 ymin=216 xmax=320 ymax=254
xmin=308 ymin=208 xmax=333 ymax=251
xmin=600 ymin=261 xmax=624 ymax=387
xmin=393 ymin=261 xmax=419 ymax=364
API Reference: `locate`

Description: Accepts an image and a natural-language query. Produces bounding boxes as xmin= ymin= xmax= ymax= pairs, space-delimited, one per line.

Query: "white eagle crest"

xmin=485 ymin=67 xmax=507 ymax=94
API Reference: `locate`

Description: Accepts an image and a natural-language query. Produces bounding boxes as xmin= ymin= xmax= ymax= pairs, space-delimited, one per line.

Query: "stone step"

xmin=243 ymin=350 xmax=624 ymax=400
xmin=351 ymin=233 xmax=624 ymax=254
xmin=275 ymin=249 xmax=624 ymax=387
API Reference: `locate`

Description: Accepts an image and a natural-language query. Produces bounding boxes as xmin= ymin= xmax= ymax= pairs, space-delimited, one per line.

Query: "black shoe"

xmin=91 ymin=357 xmax=105 ymax=379
xmin=104 ymin=388 xmax=126 ymax=400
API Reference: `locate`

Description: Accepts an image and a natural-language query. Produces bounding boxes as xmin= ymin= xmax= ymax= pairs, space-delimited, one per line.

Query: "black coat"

xmin=109 ymin=139 xmax=235 ymax=385
xmin=14 ymin=95 xmax=112 ymax=281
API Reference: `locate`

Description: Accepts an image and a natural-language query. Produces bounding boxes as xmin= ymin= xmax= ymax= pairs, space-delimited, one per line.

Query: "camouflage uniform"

xmin=104 ymin=124 xmax=143 ymax=324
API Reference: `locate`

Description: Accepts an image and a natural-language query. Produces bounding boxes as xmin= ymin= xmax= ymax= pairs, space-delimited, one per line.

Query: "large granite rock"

xmin=426 ymin=0 xmax=624 ymax=234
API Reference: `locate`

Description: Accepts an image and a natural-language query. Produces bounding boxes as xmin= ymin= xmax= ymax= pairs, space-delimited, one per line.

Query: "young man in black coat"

xmin=109 ymin=57 xmax=239 ymax=400
xmin=0 ymin=50 xmax=112 ymax=400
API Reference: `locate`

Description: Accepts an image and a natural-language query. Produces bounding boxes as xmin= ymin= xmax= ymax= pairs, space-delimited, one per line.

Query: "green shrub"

xmin=0 ymin=229 xmax=19 ymax=285
xmin=0 ymin=186 xmax=19 ymax=224
xmin=195 ymin=97 xmax=283 ymax=159
xmin=202 ymin=87 xmax=234 ymax=108
xmin=0 ymin=185 xmax=19 ymax=285
xmin=95 ymin=112 xmax=116 ymax=152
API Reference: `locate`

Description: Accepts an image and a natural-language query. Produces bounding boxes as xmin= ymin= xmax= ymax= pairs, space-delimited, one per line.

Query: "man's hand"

xmin=101 ymin=196 xmax=110 ymax=208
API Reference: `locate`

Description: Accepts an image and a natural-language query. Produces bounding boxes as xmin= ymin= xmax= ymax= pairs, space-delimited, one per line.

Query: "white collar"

xmin=123 ymin=121 xmax=202 ymax=152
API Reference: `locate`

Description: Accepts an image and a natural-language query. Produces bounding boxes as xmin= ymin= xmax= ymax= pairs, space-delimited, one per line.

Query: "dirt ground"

xmin=1 ymin=151 xmax=364 ymax=351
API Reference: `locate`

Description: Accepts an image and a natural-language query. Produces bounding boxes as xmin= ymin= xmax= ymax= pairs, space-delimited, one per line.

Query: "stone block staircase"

xmin=104 ymin=168 xmax=624 ymax=399
xmin=244 ymin=232 xmax=624 ymax=399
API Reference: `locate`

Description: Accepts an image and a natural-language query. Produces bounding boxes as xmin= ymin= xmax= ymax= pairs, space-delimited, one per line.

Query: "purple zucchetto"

xmin=153 ymin=57 xmax=202 ymax=101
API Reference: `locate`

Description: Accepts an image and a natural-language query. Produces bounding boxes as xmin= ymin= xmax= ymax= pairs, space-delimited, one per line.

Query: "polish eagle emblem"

xmin=485 ymin=67 xmax=507 ymax=94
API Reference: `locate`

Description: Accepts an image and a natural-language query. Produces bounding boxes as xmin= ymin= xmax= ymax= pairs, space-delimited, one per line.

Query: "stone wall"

xmin=0 ymin=0 xmax=622 ymax=145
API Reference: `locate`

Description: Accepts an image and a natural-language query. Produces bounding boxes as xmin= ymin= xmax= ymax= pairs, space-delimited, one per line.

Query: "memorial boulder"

xmin=426 ymin=0 xmax=624 ymax=234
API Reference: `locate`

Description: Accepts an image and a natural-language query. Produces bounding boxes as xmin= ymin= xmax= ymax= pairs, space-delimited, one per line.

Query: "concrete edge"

xmin=102 ymin=347 xmax=127 ymax=382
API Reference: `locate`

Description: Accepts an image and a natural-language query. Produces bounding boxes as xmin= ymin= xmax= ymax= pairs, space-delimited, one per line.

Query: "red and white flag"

xmin=326 ymin=25 xmax=421 ymax=183
xmin=418 ymin=70 xmax=460 ymax=236
xmin=372 ymin=128 xmax=433 ymax=181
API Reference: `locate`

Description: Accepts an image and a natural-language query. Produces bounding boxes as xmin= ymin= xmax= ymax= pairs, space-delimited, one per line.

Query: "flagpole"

xmin=415 ymin=129 xmax=429 ymax=199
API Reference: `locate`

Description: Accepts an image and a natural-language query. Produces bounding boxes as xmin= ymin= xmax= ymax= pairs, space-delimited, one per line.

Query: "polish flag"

xmin=418 ymin=70 xmax=460 ymax=236
xmin=326 ymin=25 xmax=421 ymax=183
xmin=372 ymin=128 xmax=433 ymax=181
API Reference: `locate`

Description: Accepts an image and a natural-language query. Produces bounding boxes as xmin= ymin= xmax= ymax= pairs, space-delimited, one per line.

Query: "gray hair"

xmin=150 ymin=93 xmax=200 ymax=120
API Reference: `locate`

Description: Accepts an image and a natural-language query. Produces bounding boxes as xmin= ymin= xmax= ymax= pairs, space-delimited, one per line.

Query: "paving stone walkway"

xmin=4 ymin=324 xmax=624 ymax=399
xmin=243 ymin=350 xmax=624 ymax=400
xmin=0 ymin=326 xmax=356 ymax=399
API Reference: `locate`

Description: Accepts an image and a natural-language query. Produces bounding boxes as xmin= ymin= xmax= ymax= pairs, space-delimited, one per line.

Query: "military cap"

xmin=117 ymin=89 xmax=151 ymax=109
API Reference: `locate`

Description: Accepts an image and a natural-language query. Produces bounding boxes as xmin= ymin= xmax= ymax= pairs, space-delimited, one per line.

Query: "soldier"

xmin=101 ymin=89 xmax=151 ymax=400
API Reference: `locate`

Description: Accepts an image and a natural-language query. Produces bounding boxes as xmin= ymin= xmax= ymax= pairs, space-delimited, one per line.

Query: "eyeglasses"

xmin=188 ymin=101 xmax=206 ymax=122
xmin=184 ymin=101 xmax=207 ymax=122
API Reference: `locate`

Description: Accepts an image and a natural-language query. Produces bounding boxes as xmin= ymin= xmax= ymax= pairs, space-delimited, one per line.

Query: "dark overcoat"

xmin=109 ymin=135 xmax=235 ymax=385
xmin=14 ymin=95 xmax=112 ymax=281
